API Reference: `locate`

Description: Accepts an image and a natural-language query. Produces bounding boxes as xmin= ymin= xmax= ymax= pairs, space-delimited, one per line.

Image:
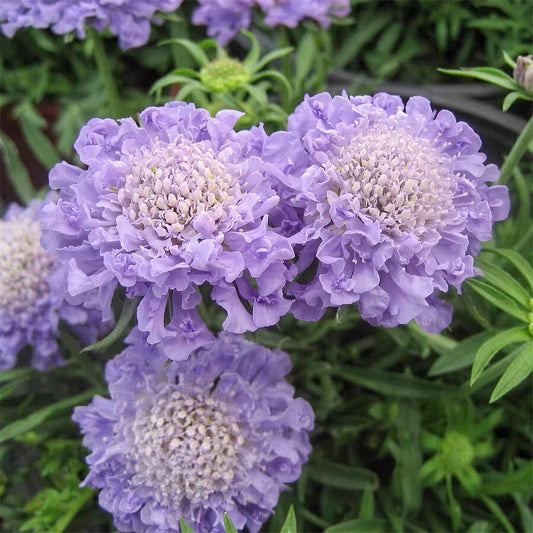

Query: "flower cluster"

xmin=73 ymin=331 xmax=314 ymax=533
xmin=192 ymin=0 xmax=350 ymax=45
xmin=0 ymin=200 xmax=105 ymax=370
xmin=41 ymin=101 xmax=294 ymax=360
xmin=264 ymin=92 xmax=509 ymax=332
xmin=0 ymin=0 xmax=183 ymax=49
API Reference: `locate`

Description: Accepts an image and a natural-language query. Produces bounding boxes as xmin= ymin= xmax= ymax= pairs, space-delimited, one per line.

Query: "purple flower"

xmin=265 ymin=92 xmax=510 ymax=332
xmin=41 ymin=102 xmax=294 ymax=360
xmin=73 ymin=331 xmax=314 ymax=533
xmin=0 ymin=0 xmax=183 ymax=49
xmin=192 ymin=0 xmax=350 ymax=45
xmin=0 ymin=199 xmax=105 ymax=370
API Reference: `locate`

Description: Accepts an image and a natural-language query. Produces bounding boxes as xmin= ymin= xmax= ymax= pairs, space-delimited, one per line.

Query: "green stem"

xmin=499 ymin=113 xmax=533 ymax=183
xmin=91 ymin=30 xmax=121 ymax=117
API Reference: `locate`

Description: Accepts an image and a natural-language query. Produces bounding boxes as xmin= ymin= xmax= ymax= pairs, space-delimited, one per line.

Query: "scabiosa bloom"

xmin=0 ymin=200 xmax=105 ymax=370
xmin=73 ymin=331 xmax=314 ymax=533
xmin=265 ymin=92 xmax=509 ymax=332
xmin=41 ymin=101 xmax=294 ymax=360
xmin=192 ymin=0 xmax=350 ymax=45
xmin=0 ymin=0 xmax=182 ymax=49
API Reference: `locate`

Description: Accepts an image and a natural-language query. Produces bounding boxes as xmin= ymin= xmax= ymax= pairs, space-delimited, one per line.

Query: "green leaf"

xmin=149 ymin=74 xmax=197 ymax=96
xmin=484 ymin=249 xmax=533 ymax=293
xmin=280 ymin=506 xmax=297 ymax=533
xmin=502 ymin=50 xmax=517 ymax=69
xmin=0 ymin=377 xmax=28 ymax=401
xmin=438 ymin=67 xmax=518 ymax=91
xmin=0 ymin=367 xmax=33 ymax=383
xmin=429 ymin=331 xmax=495 ymax=376
xmin=466 ymin=279 xmax=530 ymax=323
xmin=251 ymin=70 xmax=293 ymax=101
xmin=490 ymin=341 xmax=533 ymax=402
xmin=306 ymin=461 xmax=378 ymax=491
xmin=16 ymin=103 xmax=60 ymax=170
xmin=325 ymin=519 xmax=387 ymax=532
xmin=158 ymin=39 xmax=209 ymax=66
xmin=223 ymin=512 xmax=238 ymax=533
xmin=481 ymin=461 xmax=533 ymax=495
xmin=330 ymin=367 xmax=456 ymax=399
xmin=179 ymin=518 xmax=196 ymax=533
xmin=81 ymin=297 xmax=139 ymax=354
xmin=471 ymin=327 xmax=531 ymax=385
xmin=241 ymin=30 xmax=261 ymax=71
xmin=0 ymin=132 xmax=35 ymax=203
xmin=475 ymin=258 xmax=531 ymax=309
xmin=503 ymin=91 xmax=530 ymax=111
xmin=254 ymin=47 xmax=294 ymax=73
xmin=0 ymin=391 xmax=94 ymax=443
xmin=295 ymin=33 xmax=316 ymax=87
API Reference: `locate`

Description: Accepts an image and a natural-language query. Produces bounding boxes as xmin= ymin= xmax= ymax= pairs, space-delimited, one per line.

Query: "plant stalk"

xmin=499 ymin=113 xmax=533 ymax=183
xmin=91 ymin=30 xmax=121 ymax=117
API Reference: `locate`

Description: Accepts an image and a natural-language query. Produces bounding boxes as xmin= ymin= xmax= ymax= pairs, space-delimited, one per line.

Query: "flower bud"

xmin=513 ymin=55 xmax=533 ymax=94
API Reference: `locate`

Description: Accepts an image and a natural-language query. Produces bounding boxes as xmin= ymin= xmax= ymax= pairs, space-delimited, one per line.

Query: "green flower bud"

xmin=200 ymin=58 xmax=250 ymax=92
xmin=438 ymin=431 xmax=474 ymax=475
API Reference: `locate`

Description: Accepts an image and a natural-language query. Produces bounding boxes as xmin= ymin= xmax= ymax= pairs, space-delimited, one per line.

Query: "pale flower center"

xmin=117 ymin=137 xmax=241 ymax=240
xmin=0 ymin=217 xmax=53 ymax=315
xmin=334 ymin=123 xmax=456 ymax=235
xmin=131 ymin=390 xmax=246 ymax=506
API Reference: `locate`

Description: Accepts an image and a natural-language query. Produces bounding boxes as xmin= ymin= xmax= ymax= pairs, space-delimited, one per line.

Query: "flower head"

xmin=266 ymin=92 xmax=510 ymax=331
xmin=0 ymin=0 xmax=182 ymax=49
xmin=41 ymin=101 xmax=294 ymax=360
xmin=0 ymin=200 xmax=105 ymax=370
xmin=192 ymin=0 xmax=350 ymax=45
xmin=73 ymin=331 xmax=314 ymax=533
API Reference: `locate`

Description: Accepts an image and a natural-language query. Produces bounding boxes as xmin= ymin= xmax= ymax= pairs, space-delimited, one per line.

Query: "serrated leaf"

xmin=307 ymin=461 xmax=378 ymax=491
xmin=490 ymin=341 xmax=533 ymax=402
xmin=81 ymin=297 xmax=139 ymax=354
xmin=476 ymin=258 xmax=530 ymax=309
xmin=484 ymin=249 xmax=533 ymax=293
xmin=280 ymin=506 xmax=297 ymax=533
xmin=467 ymin=279 xmax=530 ymax=323
xmin=330 ymin=366 xmax=455 ymax=399
xmin=0 ymin=391 xmax=94 ymax=443
xmin=179 ymin=518 xmax=196 ymax=533
xmin=325 ymin=519 xmax=387 ymax=532
xmin=222 ymin=512 xmax=238 ymax=533
xmin=438 ymin=67 xmax=518 ymax=91
xmin=471 ymin=327 xmax=530 ymax=385
xmin=0 ymin=132 xmax=35 ymax=203
xmin=429 ymin=330 xmax=495 ymax=376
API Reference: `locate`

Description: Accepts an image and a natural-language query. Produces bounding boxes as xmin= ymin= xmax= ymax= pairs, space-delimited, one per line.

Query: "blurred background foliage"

xmin=1 ymin=0 xmax=532 ymax=532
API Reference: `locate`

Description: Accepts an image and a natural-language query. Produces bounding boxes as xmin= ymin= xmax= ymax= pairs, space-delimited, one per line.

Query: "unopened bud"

xmin=513 ymin=55 xmax=533 ymax=94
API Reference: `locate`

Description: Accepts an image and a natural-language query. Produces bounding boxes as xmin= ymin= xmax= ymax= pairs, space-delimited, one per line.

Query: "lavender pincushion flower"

xmin=0 ymin=200 xmax=105 ymax=370
xmin=265 ymin=92 xmax=510 ymax=332
xmin=192 ymin=0 xmax=350 ymax=45
xmin=41 ymin=101 xmax=294 ymax=360
xmin=73 ymin=331 xmax=314 ymax=533
xmin=0 ymin=0 xmax=182 ymax=49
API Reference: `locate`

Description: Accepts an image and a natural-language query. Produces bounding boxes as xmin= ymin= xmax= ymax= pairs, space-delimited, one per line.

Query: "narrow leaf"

xmin=18 ymin=108 xmax=60 ymax=170
xmin=490 ymin=341 xmax=533 ymax=402
xmin=0 ymin=132 xmax=35 ymax=203
xmin=429 ymin=330 xmax=494 ymax=376
xmin=480 ymin=461 xmax=533 ymax=495
xmin=484 ymin=249 xmax=533 ymax=293
xmin=81 ymin=297 xmax=139 ymax=353
xmin=476 ymin=258 xmax=530 ymax=309
xmin=471 ymin=327 xmax=530 ymax=385
xmin=467 ymin=279 xmax=529 ymax=323
xmin=241 ymin=30 xmax=261 ymax=71
xmin=158 ymin=39 xmax=208 ymax=66
xmin=0 ymin=391 xmax=94 ymax=443
xmin=502 ymin=50 xmax=517 ymax=69
xmin=251 ymin=70 xmax=293 ymax=100
xmin=0 ymin=367 xmax=33 ymax=383
xmin=179 ymin=518 xmax=196 ymax=533
xmin=255 ymin=47 xmax=294 ymax=73
xmin=438 ymin=67 xmax=518 ymax=91
xmin=223 ymin=512 xmax=238 ymax=533
xmin=330 ymin=367 xmax=455 ymax=399
xmin=150 ymin=74 xmax=198 ymax=95
xmin=280 ymin=506 xmax=297 ymax=533
xmin=306 ymin=461 xmax=378 ymax=491
xmin=325 ymin=519 xmax=387 ymax=532
xmin=503 ymin=91 xmax=527 ymax=112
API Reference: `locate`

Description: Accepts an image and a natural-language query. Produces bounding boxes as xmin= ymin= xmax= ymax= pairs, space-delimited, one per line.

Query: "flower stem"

xmin=499 ymin=113 xmax=533 ymax=183
xmin=91 ymin=29 xmax=121 ymax=117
